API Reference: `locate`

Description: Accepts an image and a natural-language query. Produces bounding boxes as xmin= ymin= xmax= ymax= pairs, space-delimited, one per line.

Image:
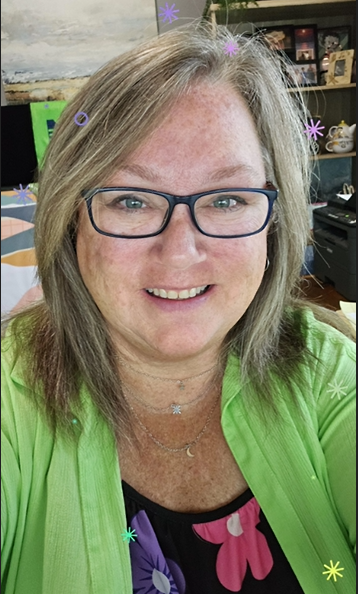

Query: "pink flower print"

xmin=193 ymin=497 xmax=273 ymax=592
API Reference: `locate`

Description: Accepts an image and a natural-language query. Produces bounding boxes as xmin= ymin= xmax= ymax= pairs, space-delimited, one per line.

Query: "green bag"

xmin=30 ymin=101 xmax=67 ymax=165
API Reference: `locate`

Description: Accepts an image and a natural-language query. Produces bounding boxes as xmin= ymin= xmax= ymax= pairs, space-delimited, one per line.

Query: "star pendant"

xmin=171 ymin=404 xmax=182 ymax=415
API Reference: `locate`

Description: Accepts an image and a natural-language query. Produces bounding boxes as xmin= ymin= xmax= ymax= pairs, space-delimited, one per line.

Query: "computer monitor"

xmin=1 ymin=104 xmax=38 ymax=189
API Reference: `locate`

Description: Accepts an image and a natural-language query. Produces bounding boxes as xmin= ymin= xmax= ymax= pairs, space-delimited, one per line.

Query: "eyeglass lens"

xmin=90 ymin=189 xmax=270 ymax=237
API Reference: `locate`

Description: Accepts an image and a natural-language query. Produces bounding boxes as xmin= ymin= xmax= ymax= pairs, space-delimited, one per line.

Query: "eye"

xmin=121 ymin=197 xmax=145 ymax=209
xmin=212 ymin=196 xmax=244 ymax=209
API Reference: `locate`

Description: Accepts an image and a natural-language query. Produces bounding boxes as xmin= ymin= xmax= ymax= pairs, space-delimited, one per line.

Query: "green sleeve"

xmin=1 ymin=353 xmax=22 ymax=581
xmin=313 ymin=324 xmax=356 ymax=556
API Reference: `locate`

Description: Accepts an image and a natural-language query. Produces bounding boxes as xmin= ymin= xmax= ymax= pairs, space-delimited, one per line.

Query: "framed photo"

xmin=294 ymin=26 xmax=318 ymax=62
xmin=262 ymin=25 xmax=295 ymax=52
xmin=290 ymin=62 xmax=318 ymax=87
xmin=317 ymin=26 xmax=351 ymax=61
xmin=326 ymin=50 xmax=355 ymax=86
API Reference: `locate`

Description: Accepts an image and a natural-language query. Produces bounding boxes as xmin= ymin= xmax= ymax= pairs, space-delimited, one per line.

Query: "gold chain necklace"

xmin=117 ymin=359 xmax=219 ymax=390
xmin=122 ymin=388 xmax=221 ymax=457
xmin=121 ymin=376 xmax=220 ymax=415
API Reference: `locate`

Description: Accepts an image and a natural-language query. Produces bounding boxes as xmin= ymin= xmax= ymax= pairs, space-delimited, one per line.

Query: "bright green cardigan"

xmin=1 ymin=310 xmax=356 ymax=593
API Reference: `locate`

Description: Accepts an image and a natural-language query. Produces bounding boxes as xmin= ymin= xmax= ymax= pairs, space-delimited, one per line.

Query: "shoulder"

xmin=2 ymin=328 xmax=45 ymax=459
xmin=2 ymin=322 xmax=37 ymax=406
xmin=298 ymin=306 xmax=355 ymax=360
xmin=223 ymin=306 xmax=355 ymax=409
xmin=287 ymin=308 xmax=356 ymax=441
xmin=1 ymin=323 xmax=97 ymax=449
xmin=296 ymin=307 xmax=356 ymax=389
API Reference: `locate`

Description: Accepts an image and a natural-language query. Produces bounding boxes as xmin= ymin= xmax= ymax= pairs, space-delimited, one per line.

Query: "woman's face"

xmin=77 ymin=83 xmax=268 ymax=363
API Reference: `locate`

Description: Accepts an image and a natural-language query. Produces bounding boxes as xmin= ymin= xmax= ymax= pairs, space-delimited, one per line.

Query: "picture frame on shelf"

xmin=291 ymin=62 xmax=318 ymax=87
xmin=326 ymin=50 xmax=355 ymax=86
xmin=262 ymin=25 xmax=295 ymax=52
xmin=297 ymin=49 xmax=315 ymax=61
xmin=294 ymin=26 xmax=318 ymax=62
xmin=317 ymin=26 xmax=351 ymax=62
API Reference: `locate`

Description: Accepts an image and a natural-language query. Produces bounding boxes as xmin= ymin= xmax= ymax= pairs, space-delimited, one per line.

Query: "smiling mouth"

xmin=145 ymin=285 xmax=210 ymax=300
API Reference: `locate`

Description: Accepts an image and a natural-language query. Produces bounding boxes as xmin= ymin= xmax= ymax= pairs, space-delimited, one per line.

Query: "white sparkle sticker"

xmin=327 ymin=380 xmax=348 ymax=400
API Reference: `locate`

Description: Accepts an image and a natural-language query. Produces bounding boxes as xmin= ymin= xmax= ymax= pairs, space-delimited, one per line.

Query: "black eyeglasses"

xmin=81 ymin=183 xmax=278 ymax=239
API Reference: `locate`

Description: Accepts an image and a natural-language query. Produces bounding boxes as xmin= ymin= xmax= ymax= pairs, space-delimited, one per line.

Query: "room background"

xmin=1 ymin=0 xmax=206 ymax=313
xmin=1 ymin=1 xmax=356 ymax=312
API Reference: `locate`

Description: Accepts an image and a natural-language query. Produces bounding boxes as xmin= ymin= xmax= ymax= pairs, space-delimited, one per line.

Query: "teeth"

xmin=146 ymin=285 xmax=209 ymax=300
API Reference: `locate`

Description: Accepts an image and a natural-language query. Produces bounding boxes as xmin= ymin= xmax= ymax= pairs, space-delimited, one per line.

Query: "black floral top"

xmin=123 ymin=481 xmax=304 ymax=593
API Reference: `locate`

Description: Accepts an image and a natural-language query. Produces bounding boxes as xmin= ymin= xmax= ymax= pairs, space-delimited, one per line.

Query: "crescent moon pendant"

xmin=186 ymin=447 xmax=195 ymax=458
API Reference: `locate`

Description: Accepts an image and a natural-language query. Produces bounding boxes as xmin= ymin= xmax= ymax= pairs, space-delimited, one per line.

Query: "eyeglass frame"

xmin=81 ymin=182 xmax=278 ymax=239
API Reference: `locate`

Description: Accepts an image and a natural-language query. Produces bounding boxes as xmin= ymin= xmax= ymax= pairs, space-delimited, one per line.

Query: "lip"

xmin=143 ymin=285 xmax=215 ymax=311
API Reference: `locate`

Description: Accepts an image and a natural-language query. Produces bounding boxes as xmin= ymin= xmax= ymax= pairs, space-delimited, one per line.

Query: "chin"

xmin=146 ymin=328 xmax=223 ymax=361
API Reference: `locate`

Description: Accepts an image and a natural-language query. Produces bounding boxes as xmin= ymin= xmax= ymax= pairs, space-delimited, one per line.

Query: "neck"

xmin=116 ymin=349 xmax=225 ymax=410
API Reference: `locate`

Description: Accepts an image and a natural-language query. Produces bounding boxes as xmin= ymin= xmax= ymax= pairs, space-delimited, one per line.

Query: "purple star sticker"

xmin=158 ymin=3 xmax=179 ymax=24
xmin=304 ymin=119 xmax=325 ymax=142
xmin=224 ymin=40 xmax=240 ymax=57
xmin=13 ymin=184 xmax=35 ymax=204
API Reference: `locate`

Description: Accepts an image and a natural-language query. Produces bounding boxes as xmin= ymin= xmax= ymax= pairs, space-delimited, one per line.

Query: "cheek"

xmin=219 ymin=236 xmax=267 ymax=279
xmin=76 ymin=217 xmax=116 ymax=302
xmin=76 ymin=208 xmax=118 ymax=279
xmin=76 ymin=223 xmax=142 ymax=302
xmin=76 ymin=228 xmax=100 ymax=283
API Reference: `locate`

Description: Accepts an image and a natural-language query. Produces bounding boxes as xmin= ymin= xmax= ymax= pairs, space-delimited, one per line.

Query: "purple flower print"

xmin=130 ymin=510 xmax=186 ymax=594
xmin=193 ymin=497 xmax=273 ymax=592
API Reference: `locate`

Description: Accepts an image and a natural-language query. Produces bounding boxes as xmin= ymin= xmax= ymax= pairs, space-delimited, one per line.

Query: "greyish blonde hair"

xmin=3 ymin=23 xmax=350 ymax=440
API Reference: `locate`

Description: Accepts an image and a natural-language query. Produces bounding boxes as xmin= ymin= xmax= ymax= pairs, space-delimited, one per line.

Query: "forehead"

xmin=110 ymin=83 xmax=265 ymax=189
xmin=135 ymin=83 xmax=259 ymax=153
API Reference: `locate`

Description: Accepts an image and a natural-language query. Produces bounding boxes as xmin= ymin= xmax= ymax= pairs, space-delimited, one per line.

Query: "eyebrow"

xmin=208 ymin=164 xmax=258 ymax=183
xmin=118 ymin=163 xmax=258 ymax=184
xmin=118 ymin=164 xmax=160 ymax=183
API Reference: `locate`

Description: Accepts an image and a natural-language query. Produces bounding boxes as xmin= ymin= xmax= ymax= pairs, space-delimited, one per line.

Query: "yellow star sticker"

xmin=323 ymin=560 xmax=344 ymax=581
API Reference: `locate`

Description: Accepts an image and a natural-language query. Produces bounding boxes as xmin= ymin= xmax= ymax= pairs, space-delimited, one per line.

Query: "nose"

xmin=152 ymin=204 xmax=206 ymax=269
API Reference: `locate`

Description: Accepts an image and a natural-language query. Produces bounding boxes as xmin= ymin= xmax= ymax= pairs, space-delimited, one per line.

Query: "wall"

xmin=156 ymin=0 xmax=207 ymax=33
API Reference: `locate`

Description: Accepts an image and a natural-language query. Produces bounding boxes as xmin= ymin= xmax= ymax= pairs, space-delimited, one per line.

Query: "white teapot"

xmin=325 ymin=120 xmax=356 ymax=153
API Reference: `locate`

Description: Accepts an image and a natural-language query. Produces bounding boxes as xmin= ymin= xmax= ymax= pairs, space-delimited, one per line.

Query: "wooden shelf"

xmin=288 ymin=83 xmax=356 ymax=93
xmin=208 ymin=0 xmax=356 ymax=23
xmin=312 ymin=151 xmax=356 ymax=160
xmin=209 ymin=0 xmax=354 ymax=10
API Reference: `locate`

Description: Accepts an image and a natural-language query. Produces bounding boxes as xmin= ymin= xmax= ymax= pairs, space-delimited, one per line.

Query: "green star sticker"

xmin=121 ymin=527 xmax=137 ymax=543
xmin=322 ymin=560 xmax=344 ymax=581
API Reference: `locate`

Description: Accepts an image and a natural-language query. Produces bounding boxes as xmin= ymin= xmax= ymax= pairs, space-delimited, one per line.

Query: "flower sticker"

xmin=129 ymin=510 xmax=186 ymax=594
xmin=193 ymin=497 xmax=273 ymax=591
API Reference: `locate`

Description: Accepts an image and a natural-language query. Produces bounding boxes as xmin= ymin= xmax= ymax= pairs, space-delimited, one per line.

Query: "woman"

xmin=1 ymin=24 xmax=355 ymax=594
